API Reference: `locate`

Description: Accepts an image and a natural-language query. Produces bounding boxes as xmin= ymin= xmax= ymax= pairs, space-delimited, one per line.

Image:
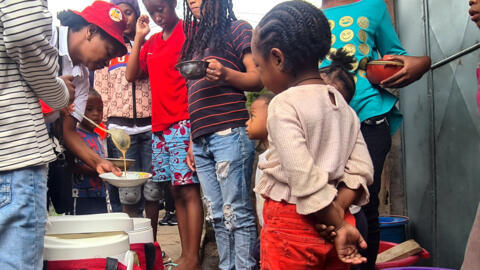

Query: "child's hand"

xmin=135 ymin=15 xmax=150 ymax=41
xmin=380 ymin=55 xmax=431 ymax=88
xmin=314 ymin=223 xmax=337 ymax=242
xmin=206 ymin=59 xmax=227 ymax=82
xmin=334 ymin=222 xmax=368 ymax=264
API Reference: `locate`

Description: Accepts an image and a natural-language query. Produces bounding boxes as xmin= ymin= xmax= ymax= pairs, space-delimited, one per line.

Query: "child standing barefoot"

xmin=251 ymin=1 xmax=374 ymax=268
xmin=181 ymin=0 xmax=263 ymax=269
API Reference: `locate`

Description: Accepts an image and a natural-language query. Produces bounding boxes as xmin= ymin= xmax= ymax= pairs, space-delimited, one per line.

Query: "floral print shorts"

xmin=152 ymin=120 xmax=198 ymax=185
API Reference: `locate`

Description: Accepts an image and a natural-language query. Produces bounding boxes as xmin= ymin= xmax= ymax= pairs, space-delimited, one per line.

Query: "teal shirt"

xmin=321 ymin=0 xmax=407 ymax=134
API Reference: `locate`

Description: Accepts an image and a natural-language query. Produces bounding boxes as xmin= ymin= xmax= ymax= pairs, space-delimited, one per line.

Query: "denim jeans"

xmin=0 ymin=165 xmax=48 ymax=270
xmin=193 ymin=127 xmax=257 ymax=270
xmin=107 ymin=131 xmax=152 ymax=210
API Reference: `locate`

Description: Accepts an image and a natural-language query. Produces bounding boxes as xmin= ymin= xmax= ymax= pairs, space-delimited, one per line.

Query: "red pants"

xmin=260 ymin=199 xmax=355 ymax=270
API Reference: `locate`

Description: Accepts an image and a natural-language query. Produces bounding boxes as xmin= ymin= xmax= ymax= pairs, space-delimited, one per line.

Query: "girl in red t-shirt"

xmin=126 ymin=0 xmax=203 ymax=269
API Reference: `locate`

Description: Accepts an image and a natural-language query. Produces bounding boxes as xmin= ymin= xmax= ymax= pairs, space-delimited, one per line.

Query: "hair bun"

xmin=329 ymin=48 xmax=356 ymax=71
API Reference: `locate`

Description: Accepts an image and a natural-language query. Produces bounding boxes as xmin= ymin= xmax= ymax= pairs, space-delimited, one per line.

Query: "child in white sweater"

xmin=251 ymin=1 xmax=374 ymax=268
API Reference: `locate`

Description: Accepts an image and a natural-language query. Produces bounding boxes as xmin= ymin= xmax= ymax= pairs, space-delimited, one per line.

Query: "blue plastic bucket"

xmin=379 ymin=215 xmax=409 ymax=243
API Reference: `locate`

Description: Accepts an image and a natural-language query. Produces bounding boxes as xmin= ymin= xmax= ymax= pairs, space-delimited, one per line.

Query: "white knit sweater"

xmin=254 ymin=84 xmax=374 ymax=215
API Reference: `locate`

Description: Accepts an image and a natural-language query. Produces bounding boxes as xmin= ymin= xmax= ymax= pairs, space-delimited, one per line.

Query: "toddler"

xmin=68 ymin=89 xmax=108 ymax=215
xmin=252 ymin=1 xmax=373 ymax=268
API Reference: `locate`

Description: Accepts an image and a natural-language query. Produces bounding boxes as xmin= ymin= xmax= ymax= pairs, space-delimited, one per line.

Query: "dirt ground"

xmin=156 ymin=210 xmax=219 ymax=270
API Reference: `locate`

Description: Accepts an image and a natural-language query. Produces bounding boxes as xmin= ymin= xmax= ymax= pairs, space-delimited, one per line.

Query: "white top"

xmin=50 ymin=26 xmax=90 ymax=122
xmin=254 ymin=84 xmax=374 ymax=215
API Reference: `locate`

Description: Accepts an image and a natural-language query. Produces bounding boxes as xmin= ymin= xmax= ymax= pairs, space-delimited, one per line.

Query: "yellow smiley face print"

xmin=331 ymin=34 xmax=336 ymax=45
xmin=358 ymin=30 xmax=367 ymax=43
xmin=357 ymin=17 xmax=370 ymax=29
xmin=329 ymin=20 xmax=335 ymax=30
xmin=339 ymin=16 xmax=354 ymax=27
xmin=354 ymin=75 xmax=358 ymax=83
xmin=340 ymin=29 xmax=354 ymax=42
xmin=358 ymin=44 xmax=370 ymax=55
xmin=343 ymin=44 xmax=356 ymax=56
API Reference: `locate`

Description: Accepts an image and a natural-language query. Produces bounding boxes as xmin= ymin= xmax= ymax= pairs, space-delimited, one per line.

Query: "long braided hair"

xmin=255 ymin=0 xmax=331 ymax=76
xmin=181 ymin=0 xmax=237 ymax=61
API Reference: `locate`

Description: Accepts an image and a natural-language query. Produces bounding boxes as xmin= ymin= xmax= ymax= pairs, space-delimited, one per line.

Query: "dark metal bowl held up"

xmin=175 ymin=60 xmax=209 ymax=80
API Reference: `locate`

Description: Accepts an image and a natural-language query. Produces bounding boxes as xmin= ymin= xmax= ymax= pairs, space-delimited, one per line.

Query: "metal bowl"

xmin=175 ymin=60 xmax=209 ymax=80
xmin=106 ymin=158 xmax=135 ymax=170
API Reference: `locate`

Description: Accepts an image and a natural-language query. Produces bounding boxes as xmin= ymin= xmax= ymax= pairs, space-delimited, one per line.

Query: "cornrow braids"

xmin=255 ymin=0 xmax=331 ymax=76
xmin=319 ymin=48 xmax=356 ymax=102
xmin=181 ymin=0 xmax=237 ymax=61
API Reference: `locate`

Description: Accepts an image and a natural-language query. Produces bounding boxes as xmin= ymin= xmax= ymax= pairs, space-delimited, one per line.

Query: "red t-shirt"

xmin=139 ymin=20 xmax=189 ymax=132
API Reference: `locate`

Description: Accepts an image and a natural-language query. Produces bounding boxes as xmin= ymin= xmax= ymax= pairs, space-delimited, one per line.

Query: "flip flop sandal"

xmin=162 ymin=251 xmax=172 ymax=264
xmin=164 ymin=262 xmax=179 ymax=270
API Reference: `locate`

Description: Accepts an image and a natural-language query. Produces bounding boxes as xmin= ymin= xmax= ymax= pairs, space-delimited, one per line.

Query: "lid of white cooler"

xmin=131 ymin=218 xmax=152 ymax=231
xmin=44 ymin=231 xmax=130 ymax=260
xmin=46 ymin=213 xmax=133 ymax=235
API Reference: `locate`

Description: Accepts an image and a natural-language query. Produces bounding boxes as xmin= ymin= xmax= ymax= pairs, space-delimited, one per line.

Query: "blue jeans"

xmin=193 ymin=127 xmax=257 ymax=270
xmin=107 ymin=131 xmax=152 ymax=209
xmin=0 ymin=165 xmax=48 ymax=270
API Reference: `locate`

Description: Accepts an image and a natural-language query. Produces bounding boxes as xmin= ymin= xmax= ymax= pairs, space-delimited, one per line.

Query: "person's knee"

xmin=119 ymin=187 xmax=142 ymax=205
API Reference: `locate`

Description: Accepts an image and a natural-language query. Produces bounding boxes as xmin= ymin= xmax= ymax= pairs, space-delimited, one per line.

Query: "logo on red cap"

xmin=109 ymin=7 xmax=123 ymax=23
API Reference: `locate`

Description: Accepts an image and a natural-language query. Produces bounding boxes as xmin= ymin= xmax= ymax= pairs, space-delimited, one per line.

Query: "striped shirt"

xmin=187 ymin=20 xmax=252 ymax=139
xmin=0 ymin=0 xmax=69 ymax=171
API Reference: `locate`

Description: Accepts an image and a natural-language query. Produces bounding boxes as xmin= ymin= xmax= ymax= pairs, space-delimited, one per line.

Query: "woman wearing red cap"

xmin=94 ymin=0 xmax=154 ymax=217
xmin=56 ymin=1 xmax=129 ymax=177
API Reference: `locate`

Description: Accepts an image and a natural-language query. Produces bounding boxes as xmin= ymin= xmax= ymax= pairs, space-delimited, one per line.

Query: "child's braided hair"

xmin=181 ymin=0 xmax=236 ymax=61
xmin=255 ymin=0 xmax=331 ymax=76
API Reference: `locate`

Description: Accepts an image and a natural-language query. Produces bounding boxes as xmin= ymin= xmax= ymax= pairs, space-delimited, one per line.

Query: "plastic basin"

xmin=379 ymin=216 xmax=409 ymax=243
xmin=375 ymin=241 xmax=430 ymax=269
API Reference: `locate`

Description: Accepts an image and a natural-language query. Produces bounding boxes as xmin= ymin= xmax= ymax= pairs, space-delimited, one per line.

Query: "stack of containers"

xmin=43 ymin=213 xmax=137 ymax=270
xmin=128 ymin=218 xmax=164 ymax=270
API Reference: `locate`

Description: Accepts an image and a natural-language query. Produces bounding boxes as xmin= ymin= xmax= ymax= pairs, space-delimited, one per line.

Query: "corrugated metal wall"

xmin=397 ymin=0 xmax=480 ymax=267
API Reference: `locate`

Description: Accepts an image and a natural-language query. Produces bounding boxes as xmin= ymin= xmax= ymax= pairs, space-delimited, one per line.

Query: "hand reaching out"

xmin=206 ymin=59 xmax=227 ymax=82
xmin=96 ymin=159 xmax=122 ymax=177
xmin=380 ymin=55 xmax=431 ymax=88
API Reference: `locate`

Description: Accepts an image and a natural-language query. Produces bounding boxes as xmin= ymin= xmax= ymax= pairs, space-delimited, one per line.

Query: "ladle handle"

xmin=74 ymin=108 xmax=109 ymax=133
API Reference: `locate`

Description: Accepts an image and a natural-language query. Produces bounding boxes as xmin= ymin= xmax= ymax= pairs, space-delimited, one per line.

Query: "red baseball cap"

xmin=73 ymin=1 xmax=127 ymax=52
